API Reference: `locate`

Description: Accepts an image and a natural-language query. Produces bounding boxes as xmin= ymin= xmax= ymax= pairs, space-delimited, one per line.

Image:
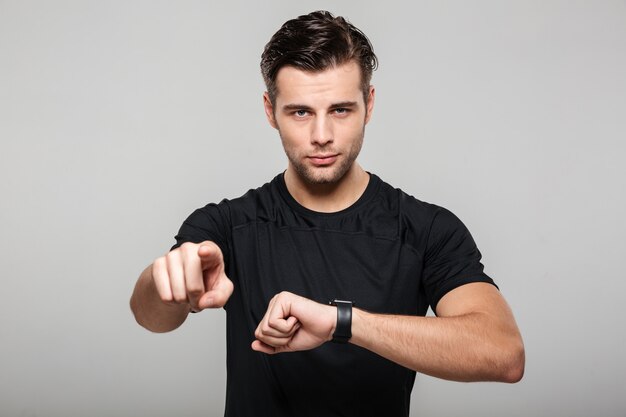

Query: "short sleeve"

xmin=422 ymin=208 xmax=496 ymax=314
xmin=170 ymin=200 xmax=232 ymax=265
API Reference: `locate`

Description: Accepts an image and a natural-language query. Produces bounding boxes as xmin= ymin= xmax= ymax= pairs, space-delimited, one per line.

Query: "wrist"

xmin=327 ymin=305 xmax=337 ymax=342
xmin=349 ymin=307 xmax=366 ymax=346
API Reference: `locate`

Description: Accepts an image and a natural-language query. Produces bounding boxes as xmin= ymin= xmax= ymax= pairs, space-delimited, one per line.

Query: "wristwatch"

xmin=328 ymin=299 xmax=353 ymax=343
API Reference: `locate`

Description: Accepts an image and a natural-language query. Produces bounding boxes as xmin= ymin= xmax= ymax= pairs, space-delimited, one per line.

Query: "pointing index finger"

xmin=197 ymin=242 xmax=223 ymax=269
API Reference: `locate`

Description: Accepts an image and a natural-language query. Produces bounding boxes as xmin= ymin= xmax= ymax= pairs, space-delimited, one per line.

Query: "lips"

xmin=308 ymin=154 xmax=338 ymax=166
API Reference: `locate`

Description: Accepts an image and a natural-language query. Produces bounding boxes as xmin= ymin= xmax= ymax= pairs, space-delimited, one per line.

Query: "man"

xmin=130 ymin=10 xmax=524 ymax=417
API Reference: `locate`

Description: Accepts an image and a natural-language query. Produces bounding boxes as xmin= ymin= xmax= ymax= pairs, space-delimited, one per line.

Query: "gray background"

xmin=1 ymin=1 xmax=625 ymax=416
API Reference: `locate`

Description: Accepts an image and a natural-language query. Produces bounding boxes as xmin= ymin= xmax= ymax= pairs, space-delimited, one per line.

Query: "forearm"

xmin=350 ymin=309 xmax=525 ymax=383
xmin=130 ymin=265 xmax=190 ymax=333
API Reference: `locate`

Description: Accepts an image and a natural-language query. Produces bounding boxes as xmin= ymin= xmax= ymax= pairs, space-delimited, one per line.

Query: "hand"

xmin=251 ymin=291 xmax=336 ymax=354
xmin=152 ymin=241 xmax=233 ymax=312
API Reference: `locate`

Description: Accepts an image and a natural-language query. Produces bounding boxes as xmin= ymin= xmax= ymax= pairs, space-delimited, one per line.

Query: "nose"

xmin=311 ymin=115 xmax=333 ymax=146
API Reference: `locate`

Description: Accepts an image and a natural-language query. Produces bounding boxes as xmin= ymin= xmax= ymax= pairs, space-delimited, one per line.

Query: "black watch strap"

xmin=329 ymin=299 xmax=353 ymax=343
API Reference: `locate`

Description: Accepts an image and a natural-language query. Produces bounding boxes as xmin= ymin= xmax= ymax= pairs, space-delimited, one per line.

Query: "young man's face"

xmin=264 ymin=61 xmax=375 ymax=185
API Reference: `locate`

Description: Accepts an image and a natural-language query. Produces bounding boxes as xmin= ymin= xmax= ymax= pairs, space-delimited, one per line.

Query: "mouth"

xmin=308 ymin=154 xmax=339 ymax=166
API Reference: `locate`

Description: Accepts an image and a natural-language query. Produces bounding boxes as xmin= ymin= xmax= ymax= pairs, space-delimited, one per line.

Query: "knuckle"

xmin=165 ymin=250 xmax=178 ymax=263
xmin=180 ymin=241 xmax=196 ymax=250
xmin=181 ymin=242 xmax=197 ymax=257
xmin=153 ymin=256 xmax=166 ymax=269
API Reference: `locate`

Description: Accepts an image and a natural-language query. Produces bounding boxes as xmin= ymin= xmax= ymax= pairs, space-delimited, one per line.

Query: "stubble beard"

xmin=279 ymin=128 xmax=365 ymax=186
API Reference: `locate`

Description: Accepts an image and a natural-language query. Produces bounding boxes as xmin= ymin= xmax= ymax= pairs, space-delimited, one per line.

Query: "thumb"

xmin=198 ymin=275 xmax=233 ymax=309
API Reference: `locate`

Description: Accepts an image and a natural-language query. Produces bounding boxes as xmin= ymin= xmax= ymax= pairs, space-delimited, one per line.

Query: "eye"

xmin=294 ymin=110 xmax=308 ymax=117
xmin=333 ymin=108 xmax=350 ymax=116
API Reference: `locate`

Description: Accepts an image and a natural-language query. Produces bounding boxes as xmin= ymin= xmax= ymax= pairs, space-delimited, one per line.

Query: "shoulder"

xmin=373 ymin=174 xmax=445 ymax=225
xmin=372 ymin=175 xmax=472 ymax=248
xmin=195 ymin=174 xmax=283 ymax=227
xmin=172 ymin=175 xmax=282 ymax=249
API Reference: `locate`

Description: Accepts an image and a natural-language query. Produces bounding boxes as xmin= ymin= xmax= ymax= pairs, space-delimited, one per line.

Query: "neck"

xmin=284 ymin=164 xmax=370 ymax=213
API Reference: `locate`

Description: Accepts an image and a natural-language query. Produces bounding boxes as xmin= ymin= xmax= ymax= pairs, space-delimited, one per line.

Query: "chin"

xmin=299 ymin=167 xmax=345 ymax=185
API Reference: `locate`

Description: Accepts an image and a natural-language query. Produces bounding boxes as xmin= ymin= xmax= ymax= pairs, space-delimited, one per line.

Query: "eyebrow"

xmin=281 ymin=101 xmax=359 ymax=112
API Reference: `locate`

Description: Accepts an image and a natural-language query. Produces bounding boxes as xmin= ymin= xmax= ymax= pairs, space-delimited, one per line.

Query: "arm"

xmin=252 ymin=283 xmax=524 ymax=383
xmin=351 ymin=282 xmax=524 ymax=382
xmin=130 ymin=241 xmax=233 ymax=333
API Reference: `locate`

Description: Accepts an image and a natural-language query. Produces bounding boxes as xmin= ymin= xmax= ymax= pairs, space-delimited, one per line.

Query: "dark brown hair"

xmin=261 ymin=10 xmax=378 ymax=105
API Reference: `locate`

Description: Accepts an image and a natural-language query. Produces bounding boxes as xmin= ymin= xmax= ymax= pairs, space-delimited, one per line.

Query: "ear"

xmin=263 ymin=92 xmax=278 ymax=129
xmin=364 ymin=85 xmax=375 ymax=125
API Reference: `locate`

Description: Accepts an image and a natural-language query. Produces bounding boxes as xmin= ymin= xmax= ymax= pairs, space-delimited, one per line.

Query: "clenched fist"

xmin=252 ymin=291 xmax=336 ymax=354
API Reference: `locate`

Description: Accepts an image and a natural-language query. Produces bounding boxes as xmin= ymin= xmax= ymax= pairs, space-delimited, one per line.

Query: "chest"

xmin=228 ymin=222 xmax=427 ymax=320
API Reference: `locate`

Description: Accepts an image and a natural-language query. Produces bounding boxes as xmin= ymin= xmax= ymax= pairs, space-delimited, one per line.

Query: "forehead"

xmin=274 ymin=61 xmax=363 ymax=106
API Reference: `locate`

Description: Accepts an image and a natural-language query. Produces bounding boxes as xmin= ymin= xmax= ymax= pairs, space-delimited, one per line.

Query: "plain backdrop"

xmin=1 ymin=1 xmax=625 ymax=416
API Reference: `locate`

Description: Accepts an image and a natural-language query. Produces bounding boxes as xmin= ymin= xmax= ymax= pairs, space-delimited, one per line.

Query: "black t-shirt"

xmin=172 ymin=173 xmax=495 ymax=417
